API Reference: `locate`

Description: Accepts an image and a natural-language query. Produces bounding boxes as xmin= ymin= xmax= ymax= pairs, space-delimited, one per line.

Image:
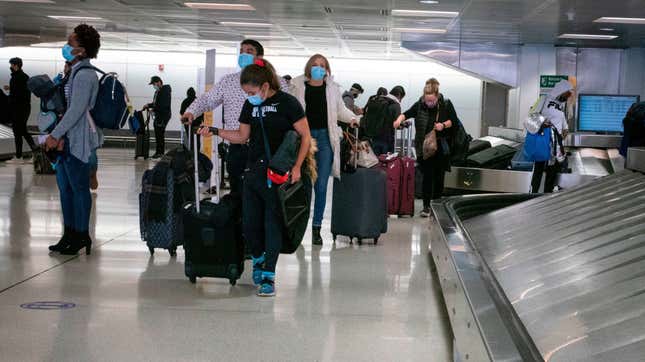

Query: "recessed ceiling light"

xmin=392 ymin=27 xmax=446 ymax=33
xmin=0 ymin=0 xmax=54 ymax=3
xmin=220 ymin=21 xmax=272 ymax=27
xmin=419 ymin=0 xmax=439 ymax=4
xmin=594 ymin=17 xmax=645 ymax=24
xmin=184 ymin=3 xmax=255 ymax=11
xmin=48 ymin=15 xmax=103 ymax=21
xmin=558 ymin=33 xmax=618 ymax=40
xmin=391 ymin=9 xmax=458 ymax=17
xmin=599 ymin=28 xmax=615 ymax=31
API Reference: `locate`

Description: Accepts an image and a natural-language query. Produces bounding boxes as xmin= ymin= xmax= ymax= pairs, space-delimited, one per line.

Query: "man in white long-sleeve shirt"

xmin=182 ymin=39 xmax=287 ymax=196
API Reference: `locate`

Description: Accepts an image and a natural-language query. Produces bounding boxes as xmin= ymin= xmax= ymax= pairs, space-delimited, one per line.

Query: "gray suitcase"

xmin=331 ymin=167 xmax=388 ymax=245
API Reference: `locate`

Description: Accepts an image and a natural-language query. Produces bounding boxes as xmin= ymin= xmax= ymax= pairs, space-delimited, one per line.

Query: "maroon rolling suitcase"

xmin=378 ymin=154 xmax=402 ymax=215
xmin=397 ymin=125 xmax=415 ymax=217
xmin=377 ymin=124 xmax=415 ymax=217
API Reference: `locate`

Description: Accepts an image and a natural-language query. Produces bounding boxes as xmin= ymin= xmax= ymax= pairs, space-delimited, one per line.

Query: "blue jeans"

xmin=243 ymin=163 xmax=283 ymax=273
xmin=56 ymin=150 xmax=91 ymax=232
xmin=310 ymin=129 xmax=333 ymax=227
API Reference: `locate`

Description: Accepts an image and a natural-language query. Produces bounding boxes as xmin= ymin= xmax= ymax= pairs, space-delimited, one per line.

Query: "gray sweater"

xmin=51 ymin=59 xmax=99 ymax=163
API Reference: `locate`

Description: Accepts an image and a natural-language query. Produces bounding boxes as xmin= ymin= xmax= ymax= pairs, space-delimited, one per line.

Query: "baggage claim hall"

xmin=1 ymin=0 xmax=644 ymax=361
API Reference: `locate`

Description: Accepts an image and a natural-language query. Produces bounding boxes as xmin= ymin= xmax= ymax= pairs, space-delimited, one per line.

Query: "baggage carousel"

xmin=430 ymin=147 xmax=645 ymax=361
xmin=444 ymin=127 xmax=623 ymax=194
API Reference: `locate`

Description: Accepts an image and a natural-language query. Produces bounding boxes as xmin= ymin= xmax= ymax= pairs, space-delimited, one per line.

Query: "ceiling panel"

xmin=0 ymin=0 xmax=644 ymax=57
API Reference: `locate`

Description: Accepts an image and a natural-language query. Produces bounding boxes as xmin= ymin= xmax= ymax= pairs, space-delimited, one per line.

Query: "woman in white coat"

xmin=289 ymin=54 xmax=358 ymax=245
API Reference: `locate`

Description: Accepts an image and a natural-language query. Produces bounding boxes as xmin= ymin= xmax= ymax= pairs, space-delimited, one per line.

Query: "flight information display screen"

xmin=578 ymin=94 xmax=640 ymax=133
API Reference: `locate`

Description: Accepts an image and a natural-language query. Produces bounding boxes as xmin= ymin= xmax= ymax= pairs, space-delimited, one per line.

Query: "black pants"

xmin=153 ymin=124 xmax=166 ymax=155
xmin=11 ymin=109 xmax=36 ymax=158
xmin=243 ymin=163 xmax=283 ymax=273
xmin=227 ymin=144 xmax=249 ymax=197
xmin=422 ymin=157 xmax=446 ymax=208
xmin=531 ymin=161 xmax=559 ymax=193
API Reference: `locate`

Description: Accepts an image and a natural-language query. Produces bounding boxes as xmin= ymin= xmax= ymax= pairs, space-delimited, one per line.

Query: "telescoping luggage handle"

xmin=397 ymin=121 xmax=413 ymax=158
xmin=191 ymin=129 xmax=221 ymax=213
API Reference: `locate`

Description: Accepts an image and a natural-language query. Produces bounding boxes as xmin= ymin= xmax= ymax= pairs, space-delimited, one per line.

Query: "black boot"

xmin=61 ymin=231 xmax=92 ymax=255
xmin=49 ymin=227 xmax=74 ymax=252
xmin=312 ymin=226 xmax=323 ymax=246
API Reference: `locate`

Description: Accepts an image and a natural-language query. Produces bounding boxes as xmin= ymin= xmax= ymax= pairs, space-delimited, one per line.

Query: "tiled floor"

xmin=0 ymin=148 xmax=452 ymax=362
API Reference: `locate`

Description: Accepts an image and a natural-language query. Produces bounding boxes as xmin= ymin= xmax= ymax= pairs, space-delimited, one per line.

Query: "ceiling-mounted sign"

xmin=540 ymin=75 xmax=577 ymax=95
xmin=20 ymin=301 xmax=76 ymax=310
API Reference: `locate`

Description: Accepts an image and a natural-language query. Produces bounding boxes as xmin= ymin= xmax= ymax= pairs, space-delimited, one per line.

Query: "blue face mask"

xmin=238 ymin=53 xmax=254 ymax=69
xmin=247 ymin=93 xmax=263 ymax=106
xmin=62 ymin=44 xmax=75 ymax=62
xmin=311 ymin=66 xmax=327 ymax=81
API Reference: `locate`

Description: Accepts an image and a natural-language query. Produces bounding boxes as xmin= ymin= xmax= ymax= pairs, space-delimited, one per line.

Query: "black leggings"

xmin=422 ymin=158 xmax=445 ymax=208
xmin=154 ymin=124 xmax=166 ymax=155
xmin=12 ymin=110 xmax=36 ymax=158
xmin=531 ymin=161 xmax=559 ymax=193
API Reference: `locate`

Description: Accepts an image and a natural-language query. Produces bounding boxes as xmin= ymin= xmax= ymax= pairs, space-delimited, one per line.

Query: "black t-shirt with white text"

xmin=239 ymin=90 xmax=305 ymax=164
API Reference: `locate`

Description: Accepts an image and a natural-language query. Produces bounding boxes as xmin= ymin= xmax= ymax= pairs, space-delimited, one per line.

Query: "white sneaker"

xmin=420 ymin=208 xmax=431 ymax=218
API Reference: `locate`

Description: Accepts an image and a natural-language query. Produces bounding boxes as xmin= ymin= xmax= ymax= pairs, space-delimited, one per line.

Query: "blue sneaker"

xmin=257 ymin=271 xmax=276 ymax=297
xmin=252 ymin=254 xmax=265 ymax=285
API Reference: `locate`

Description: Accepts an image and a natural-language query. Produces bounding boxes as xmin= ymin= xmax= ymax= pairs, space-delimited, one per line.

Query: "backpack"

xmin=77 ymin=66 xmax=129 ymax=130
xmin=449 ymin=118 xmax=473 ymax=165
xmin=27 ymin=74 xmax=67 ymax=132
xmin=361 ymin=95 xmax=395 ymax=139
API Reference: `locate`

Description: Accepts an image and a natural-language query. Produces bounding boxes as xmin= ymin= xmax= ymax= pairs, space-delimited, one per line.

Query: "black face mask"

xmin=353 ymin=93 xmax=359 ymax=99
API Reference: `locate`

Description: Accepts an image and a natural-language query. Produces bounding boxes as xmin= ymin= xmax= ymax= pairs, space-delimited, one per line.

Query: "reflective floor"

xmin=0 ymin=149 xmax=451 ymax=362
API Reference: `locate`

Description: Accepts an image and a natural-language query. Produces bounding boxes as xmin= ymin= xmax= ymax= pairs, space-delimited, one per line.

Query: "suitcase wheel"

xmin=148 ymin=246 xmax=155 ymax=255
xmin=189 ymin=275 xmax=197 ymax=284
xmin=168 ymin=247 xmax=177 ymax=257
xmin=374 ymin=238 xmax=379 ymax=245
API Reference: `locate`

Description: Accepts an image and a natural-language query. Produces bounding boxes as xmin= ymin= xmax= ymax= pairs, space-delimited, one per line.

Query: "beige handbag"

xmin=422 ymin=109 xmax=440 ymax=160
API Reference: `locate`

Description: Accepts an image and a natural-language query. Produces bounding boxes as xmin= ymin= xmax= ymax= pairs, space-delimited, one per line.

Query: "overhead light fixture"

xmin=419 ymin=1 xmax=439 ymax=3
xmin=220 ymin=21 xmax=272 ymax=27
xmin=184 ymin=3 xmax=255 ymax=11
xmin=594 ymin=17 xmax=645 ymax=24
xmin=244 ymin=35 xmax=290 ymax=40
xmin=558 ymin=33 xmax=618 ymax=40
xmin=599 ymin=28 xmax=615 ymax=31
xmin=48 ymin=15 xmax=104 ymax=21
xmin=391 ymin=9 xmax=458 ymax=17
xmin=0 ymin=0 xmax=54 ymax=3
xmin=392 ymin=27 xmax=446 ymax=33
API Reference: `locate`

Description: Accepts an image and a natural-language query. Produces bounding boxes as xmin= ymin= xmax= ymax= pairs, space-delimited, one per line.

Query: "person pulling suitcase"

xmin=196 ymin=59 xmax=312 ymax=297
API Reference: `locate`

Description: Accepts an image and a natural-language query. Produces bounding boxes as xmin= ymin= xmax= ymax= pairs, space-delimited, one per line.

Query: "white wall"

xmin=508 ymin=44 xmax=557 ymax=129
xmin=0 ymin=46 xmax=483 ymax=136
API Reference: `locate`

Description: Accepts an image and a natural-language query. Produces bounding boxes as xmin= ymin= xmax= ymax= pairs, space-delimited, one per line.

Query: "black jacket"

xmin=180 ymin=96 xmax=203 ymax=126
xmin=150 ymin=84 xmax=172 ymax=126
xmin=403 ymin=94 xmax=457 ymax=169
xmin=9 ymin=69 xmax=31 ymax=115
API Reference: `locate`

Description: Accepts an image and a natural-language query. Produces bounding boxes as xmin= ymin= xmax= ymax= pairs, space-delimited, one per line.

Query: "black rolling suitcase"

xmin=467 ymin=139 xmax=492 ymax=155
xmin=182 ymin=132 xmax=244 ymax=285
xmin=135 ymin=110 xmax=150 ymax=160
xmin=331 ymin=131 xmax=388 ymax=245
xmin=466 ymin=144 xmax=517 ymax=169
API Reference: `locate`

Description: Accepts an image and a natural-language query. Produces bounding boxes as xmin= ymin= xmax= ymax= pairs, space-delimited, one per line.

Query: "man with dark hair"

xmin=145 ymin=76 xmax=172 ymax=158
xmin=45 ymin=24 xmax=101 ymax=255
xmin=6 ymin=57 xmax=36 ymax=160
xmin=342 ymin=82 xmax=364 ymax=115
xmin=363 ymin=85 xmax=406 ymax=155
xmin=182 ymin=39 xmax=287 ymax=198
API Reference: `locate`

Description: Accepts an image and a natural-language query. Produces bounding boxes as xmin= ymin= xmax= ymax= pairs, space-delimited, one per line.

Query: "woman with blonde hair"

xmin=394 ymin=78 xmax=458 ymax=217
xmin=289 ymin=54 xmax=358 ymax=245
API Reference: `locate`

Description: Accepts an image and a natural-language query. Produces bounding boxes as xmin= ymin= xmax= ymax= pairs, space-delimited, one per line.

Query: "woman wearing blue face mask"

xmin=288 ymin=54 xmax=358 ymax=246
xmin=394 ymin=78 xmax=458 ymax=218
xmin=198 ymin=59 xmax=312 ymax=297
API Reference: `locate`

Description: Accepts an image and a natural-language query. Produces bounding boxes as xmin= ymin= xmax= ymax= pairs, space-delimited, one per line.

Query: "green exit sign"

xmin=540 ymin=75 xmax=569 ymax=88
